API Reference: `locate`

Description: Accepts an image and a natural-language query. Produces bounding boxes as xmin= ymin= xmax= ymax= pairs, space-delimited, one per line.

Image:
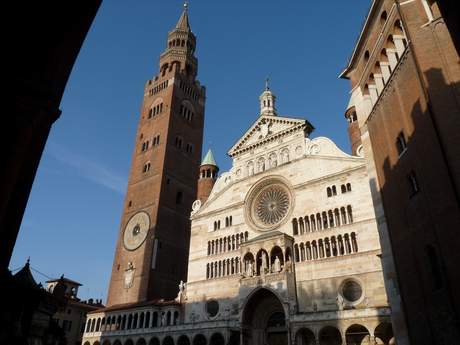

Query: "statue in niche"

xmin=246 ymin=260 xmax=254 ymax=277
xmin=261 ymin=252 xmax=268 ymax=274
xmin=161 ymin=312 xmax=167 ymax=326
xmin=274 ymin=256 xmax=281 ymax=273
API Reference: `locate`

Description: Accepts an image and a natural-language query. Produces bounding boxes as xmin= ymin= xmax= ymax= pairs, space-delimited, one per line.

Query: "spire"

xmin=201 ymin=149 xmax=217 ymax=166
xmin=259 ymin=78 xmax=277 ymax=116
xmin=176 ymin=1 xmax=191 ymax=31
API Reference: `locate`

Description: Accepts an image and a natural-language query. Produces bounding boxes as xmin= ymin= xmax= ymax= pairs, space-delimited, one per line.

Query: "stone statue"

xmin=274 ymin=256 xmax=281 ymax=273
xmin=177 ymin=280 xmax=187 ymax=302
xmin=161 ymin=312 xmax=167 ymax=326
xmin=247 ymin=261 xmax=254 ymax=277
xmin=261 ymin=252 xmax=267 ymax=274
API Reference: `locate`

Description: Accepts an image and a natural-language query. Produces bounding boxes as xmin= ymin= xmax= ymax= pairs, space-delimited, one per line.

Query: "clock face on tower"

xmin=123 ymin=211 xmax=151 ymax=251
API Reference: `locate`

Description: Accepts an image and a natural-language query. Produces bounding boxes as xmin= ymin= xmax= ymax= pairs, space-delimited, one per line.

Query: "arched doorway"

xmin=242 ymin=288 xmax=287 ymax=345
xmin=345 ymin=324 xmax=370 ymax=345
xmin=295 ymin=328 xmax=315 ymax=345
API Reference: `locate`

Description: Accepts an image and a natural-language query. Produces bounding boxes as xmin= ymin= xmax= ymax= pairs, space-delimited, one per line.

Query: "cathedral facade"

xmin=82 ymin=5 xmax=393 ymax=345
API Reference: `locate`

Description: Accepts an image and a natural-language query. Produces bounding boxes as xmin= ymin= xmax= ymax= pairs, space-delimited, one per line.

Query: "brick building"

xmin=340 ymin=1 xmax=460 ymax=344
xmin=106 ymin=2 xmax=205 ymax=306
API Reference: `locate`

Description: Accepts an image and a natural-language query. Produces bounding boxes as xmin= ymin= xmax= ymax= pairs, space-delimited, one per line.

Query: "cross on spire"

xmin=265 ymin=77 xmax=270 ymax=91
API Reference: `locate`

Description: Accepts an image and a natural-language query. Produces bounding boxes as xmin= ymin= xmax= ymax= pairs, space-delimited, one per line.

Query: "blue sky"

xmin=10 ymin=1 xmax=370 ymax=301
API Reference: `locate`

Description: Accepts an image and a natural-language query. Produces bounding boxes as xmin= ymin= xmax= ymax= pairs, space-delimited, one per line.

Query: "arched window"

xmin=324 ymin=238 xmax=331 ymax=257
xmin=316 ymin=213 xmax=322 ymax=230
xmin=347 ymin=205 xmax=353 ymax=223
xmin=327 ymin=187 xmax=332 ymax=197
xmin=312 ymin=241 xmax=318 ymax=259
xmin=341 ymin=184 xmax=346 ymax=193
xmin=121 ymin=315 xmax=126 ymax=329
xmin=328 ymin=210 xmax=334 ymax=227
xmin=143 ymin=162 xmax=151 ymax=173
xmin=145 ymin=312 xmax=150 ymax=328
xmin=299 ymin=218 xmax=305 ymax=234
xmin=322 ymin=211 xmax=328 ymax=229
xmin=133 ymin=313 xmax=138 ymax=329
xmin=332 ymin=185 xmax=337 ymax=195
xmin=346 ymin=183 xmax=352 ymax=192
xmin=292 ymin=219 xmax=298 ymax=235
xmin=173 ymin=311 xmax=179 ymax=325
xmin=334 ymin=209 xmax=340 ymax=226
xmin=364 ymin=50 xmax=370 ymax=62
xmin=294 ymin=244 xmax=300 ymax=262
xmin=166 ymin=311 xmax=171 ymax=326
xmin=319 ymin=239 xmax=325 ymax=258
xmin=300 ymin=243 xmax=305 ymax=261
xmin=338 ymin=235 xmax=344 ymax=255
xmin=351 ymin=232 xmax=358 ymax=252
xmin=127 ymin=314 xmax=132 ymax=329
xmin=331 ymin=236 xmax=338 ymax=256
xmin=341 ymin=207 xmax=347 ymax=224
xmin=304 ymin=217 xmax=310 ymax=232
xmin=310 ymin=215 xmax=316 ymax=231
xmin=380 ymin=10 xmax=388 ymax=23
xmin=152 ymin=312 xmax=158 ymax=327
xmin=306 ymin=242 xmax=312 ymax=260
xmin=139 ymin=312 xmax=144 ymax=328
xmin=344 ymin=234 xmax=352 ymax=254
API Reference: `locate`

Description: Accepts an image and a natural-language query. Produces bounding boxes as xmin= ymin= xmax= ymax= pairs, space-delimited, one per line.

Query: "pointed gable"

xmin=228 ymin=115 xmax=314 ymax=157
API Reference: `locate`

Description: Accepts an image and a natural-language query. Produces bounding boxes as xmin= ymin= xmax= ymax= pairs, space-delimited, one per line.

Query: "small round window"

xmin=342 ymin=280 xmax=363 ymax=302
xmin=206 ymin=300 xmax=219 ymax=318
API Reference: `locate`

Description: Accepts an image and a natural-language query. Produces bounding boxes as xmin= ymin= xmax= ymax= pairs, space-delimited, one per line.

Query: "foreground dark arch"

xmin=242 ymin=288 xmax=287 ymax=345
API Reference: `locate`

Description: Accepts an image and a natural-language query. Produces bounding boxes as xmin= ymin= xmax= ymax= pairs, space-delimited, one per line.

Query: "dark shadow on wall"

xmin=375 ymin=68 xmax=460 ymax=345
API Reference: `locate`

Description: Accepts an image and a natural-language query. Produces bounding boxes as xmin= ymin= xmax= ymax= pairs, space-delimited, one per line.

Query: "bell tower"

xmin=107 ymin=3 xmax=205 ymax=306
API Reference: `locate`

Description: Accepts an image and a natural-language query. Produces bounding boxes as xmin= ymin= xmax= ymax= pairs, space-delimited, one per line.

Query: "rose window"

xmin=245 ymin=178 xmax=293 ymax=231
xmin=255 ymin=186 xmax=290 ymax=225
